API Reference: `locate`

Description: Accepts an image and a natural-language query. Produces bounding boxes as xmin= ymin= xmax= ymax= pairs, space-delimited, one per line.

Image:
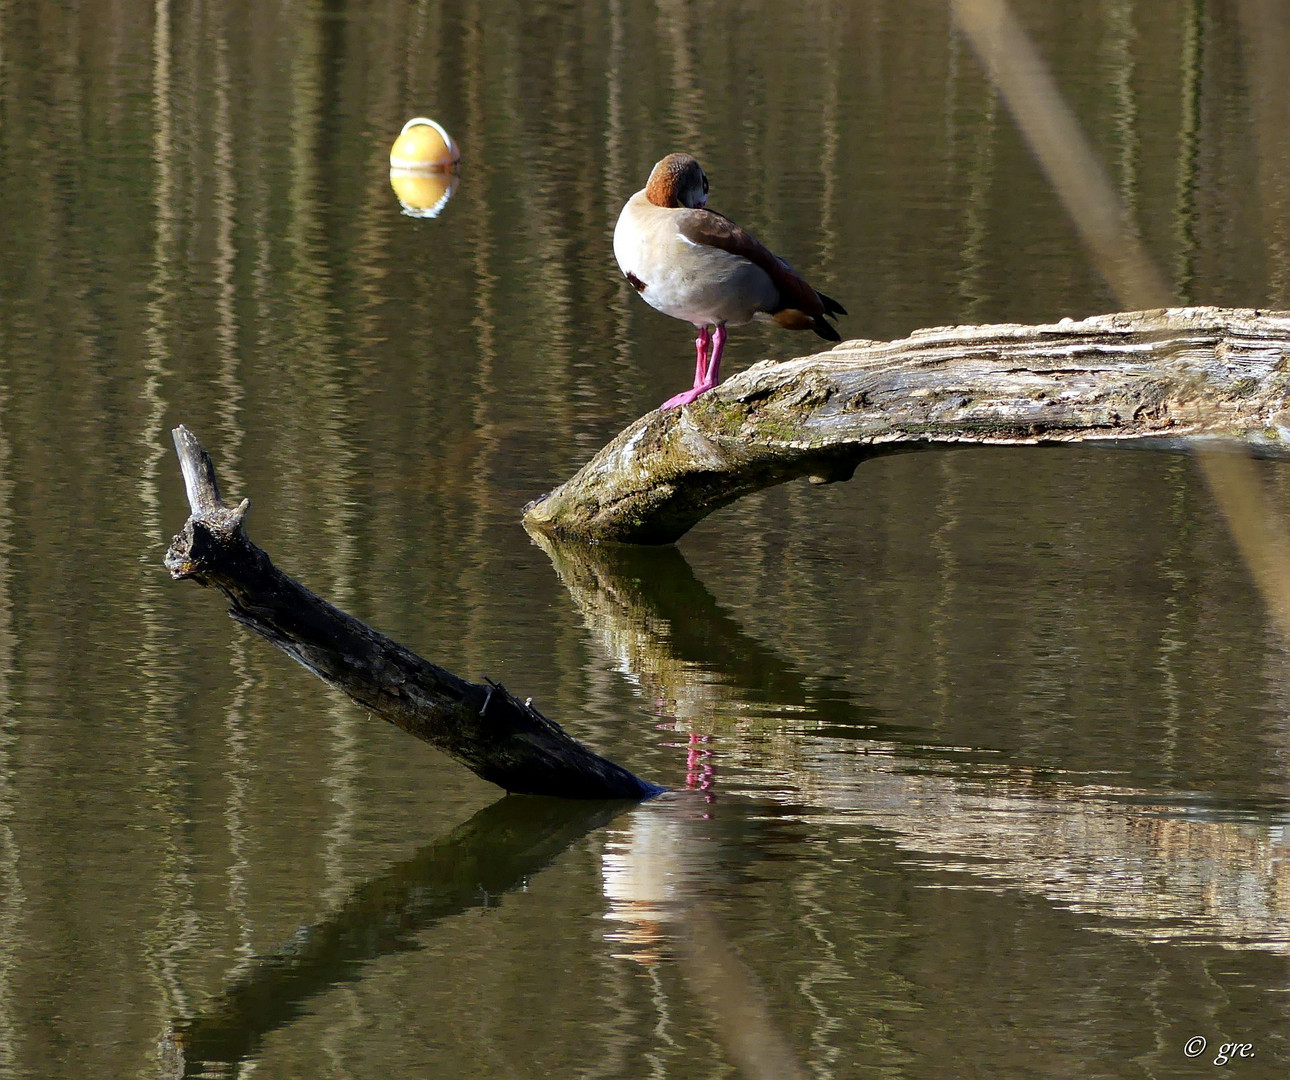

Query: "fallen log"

xmin=523 ymin=306 xmax=1290 ymax=544
xmin=163 ymin=425 xmax=661 ymax=800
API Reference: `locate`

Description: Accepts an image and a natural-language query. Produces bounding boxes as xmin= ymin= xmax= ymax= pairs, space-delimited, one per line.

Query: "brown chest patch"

xmin=625 ymin=271 xmax=647 ymax=293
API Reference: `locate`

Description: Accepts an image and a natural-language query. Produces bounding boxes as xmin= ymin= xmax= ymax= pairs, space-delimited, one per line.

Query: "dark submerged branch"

xmin=523 ymin=307 xmax=1290 ymax=544
xmin=164 ymin=425 xmax=661 ymax=799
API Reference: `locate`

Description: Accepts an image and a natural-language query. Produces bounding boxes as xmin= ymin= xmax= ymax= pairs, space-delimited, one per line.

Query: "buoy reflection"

xmin=389 ymin=117 xmax=460 ymax=219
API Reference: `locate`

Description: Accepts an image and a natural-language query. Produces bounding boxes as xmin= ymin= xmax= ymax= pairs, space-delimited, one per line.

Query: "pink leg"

xmin=661 ymin=324 xmax=724 ymax=410
xmin=691 ymin=327 xmax=710 ymax=386
xmin=703 ymin=324 xmax=728 ymax=386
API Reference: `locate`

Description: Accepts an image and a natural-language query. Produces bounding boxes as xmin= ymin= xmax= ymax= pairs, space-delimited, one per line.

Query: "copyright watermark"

xmin=1183 ymin=1036 xmax=1255 ymax=1065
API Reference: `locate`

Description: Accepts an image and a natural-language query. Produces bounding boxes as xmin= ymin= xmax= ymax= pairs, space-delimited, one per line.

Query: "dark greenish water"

xmin=1 ymin=0 xmax=1288 ymax=1076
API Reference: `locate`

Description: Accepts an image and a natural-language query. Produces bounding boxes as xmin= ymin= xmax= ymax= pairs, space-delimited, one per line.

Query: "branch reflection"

xmin=528 ymin=527 xmax=886 ymax=737
xmin=162 ymin=797 xmax=628 ymax=1078
xmin=533 ymin=530 xmax=1290 ymax=957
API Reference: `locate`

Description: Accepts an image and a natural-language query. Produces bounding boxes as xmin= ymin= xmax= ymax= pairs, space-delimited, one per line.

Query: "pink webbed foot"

xmin=660 ymin=324 xmax=724 ymax=410
xmin=660 ymin=384 xmax=714 ymax=410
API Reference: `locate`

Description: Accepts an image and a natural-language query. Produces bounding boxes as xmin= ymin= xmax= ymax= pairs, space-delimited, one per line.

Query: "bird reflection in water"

xmin=598 ymin=796 xmax=809 ymax=1080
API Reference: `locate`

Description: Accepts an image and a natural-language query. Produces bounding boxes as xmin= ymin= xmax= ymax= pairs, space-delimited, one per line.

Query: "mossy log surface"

xmin=164 ymin=426 xmax=661 ymax=800
xmin=523 ymin=307 xmax=1290 ymax=544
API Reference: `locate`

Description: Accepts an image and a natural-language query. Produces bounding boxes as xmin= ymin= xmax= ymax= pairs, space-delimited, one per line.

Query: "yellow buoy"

xmin=390 ymin=117 xmax=460 ymax=217
xmin=389 ymin=117 xmax=460 ymax=171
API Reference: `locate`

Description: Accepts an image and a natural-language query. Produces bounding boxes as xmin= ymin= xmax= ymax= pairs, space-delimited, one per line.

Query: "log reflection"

xmin=533 ymin=531 xmax=1290 ymax=955
xmin=528 ymin=529 xmax=885 ymax=734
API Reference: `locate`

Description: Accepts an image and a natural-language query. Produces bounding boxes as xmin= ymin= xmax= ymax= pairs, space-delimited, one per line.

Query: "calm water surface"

xmin=1 ymin=0 xmax=1289 ymax=1077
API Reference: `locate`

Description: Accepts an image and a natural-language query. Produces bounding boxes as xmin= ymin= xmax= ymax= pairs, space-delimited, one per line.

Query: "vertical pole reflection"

xmin=211 ymin=24 xmax=243 ymax=495
xmin=1104 ymin=0 xmax=1141 ymax=225
xmin=1244 ymin=0 xmax=1290 ymax=771
xmin=141 ymin=0 xmax=199 ymax=1044
xmin=655 ymin=0 xmax=704 ymax=151
xmin=950 ymin=14 xmax=999 ymax=330
xmin=604 ymin=0 xmax=637 ymax=413
xmin=0 ymin=0 xmax=9 ymax=124
xmin=1154 ymin=456 xmax=1189 ymax=774
xmin=458 ymin=0 xmax=504 ymax=678
xmin=1236 ymin=0 xmax=1290 ymax=307
xmin=1173 ymin=0 xmax=1202 ymax=303
xmin=142 ymin=0 xmax=176 ymax=518
xmin=0 ymin=3 xmax=19 ymax=1073
xmin=285 ymin=0 xmax=360 ymax=911
xmin=816 ymin=0 xmax=842 ymax=276
xmin=0 ymin=248 xmax=23 ymax=1080
xmin=221 ymin=642 xmax=257 ymax=974
xmin=793 ymin=868 xmax=846 ymax=1077
xmin=208 ymin=12 xmax=258 ymax=975
xmin=928 ymin=453 xmax=962 ymax=727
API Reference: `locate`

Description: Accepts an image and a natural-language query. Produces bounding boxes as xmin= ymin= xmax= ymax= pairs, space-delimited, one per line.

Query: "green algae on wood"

xmin=523 ymin=307 xmax=1290 ymax=545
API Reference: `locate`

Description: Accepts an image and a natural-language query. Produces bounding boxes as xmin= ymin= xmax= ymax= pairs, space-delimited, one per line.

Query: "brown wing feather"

xmin=674 ymin=209 xmax=842 ymax=339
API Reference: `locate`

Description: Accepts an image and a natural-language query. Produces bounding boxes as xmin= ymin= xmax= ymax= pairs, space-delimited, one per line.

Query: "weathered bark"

xmin=164 ymin=425 xmax=661 ymax=799
xmin=523 ymin=307 xmax=1290 ymax=544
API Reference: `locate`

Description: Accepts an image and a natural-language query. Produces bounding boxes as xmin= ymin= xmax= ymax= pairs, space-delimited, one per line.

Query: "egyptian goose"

xmin=614 ymin=153 xmax=845 ymax=409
